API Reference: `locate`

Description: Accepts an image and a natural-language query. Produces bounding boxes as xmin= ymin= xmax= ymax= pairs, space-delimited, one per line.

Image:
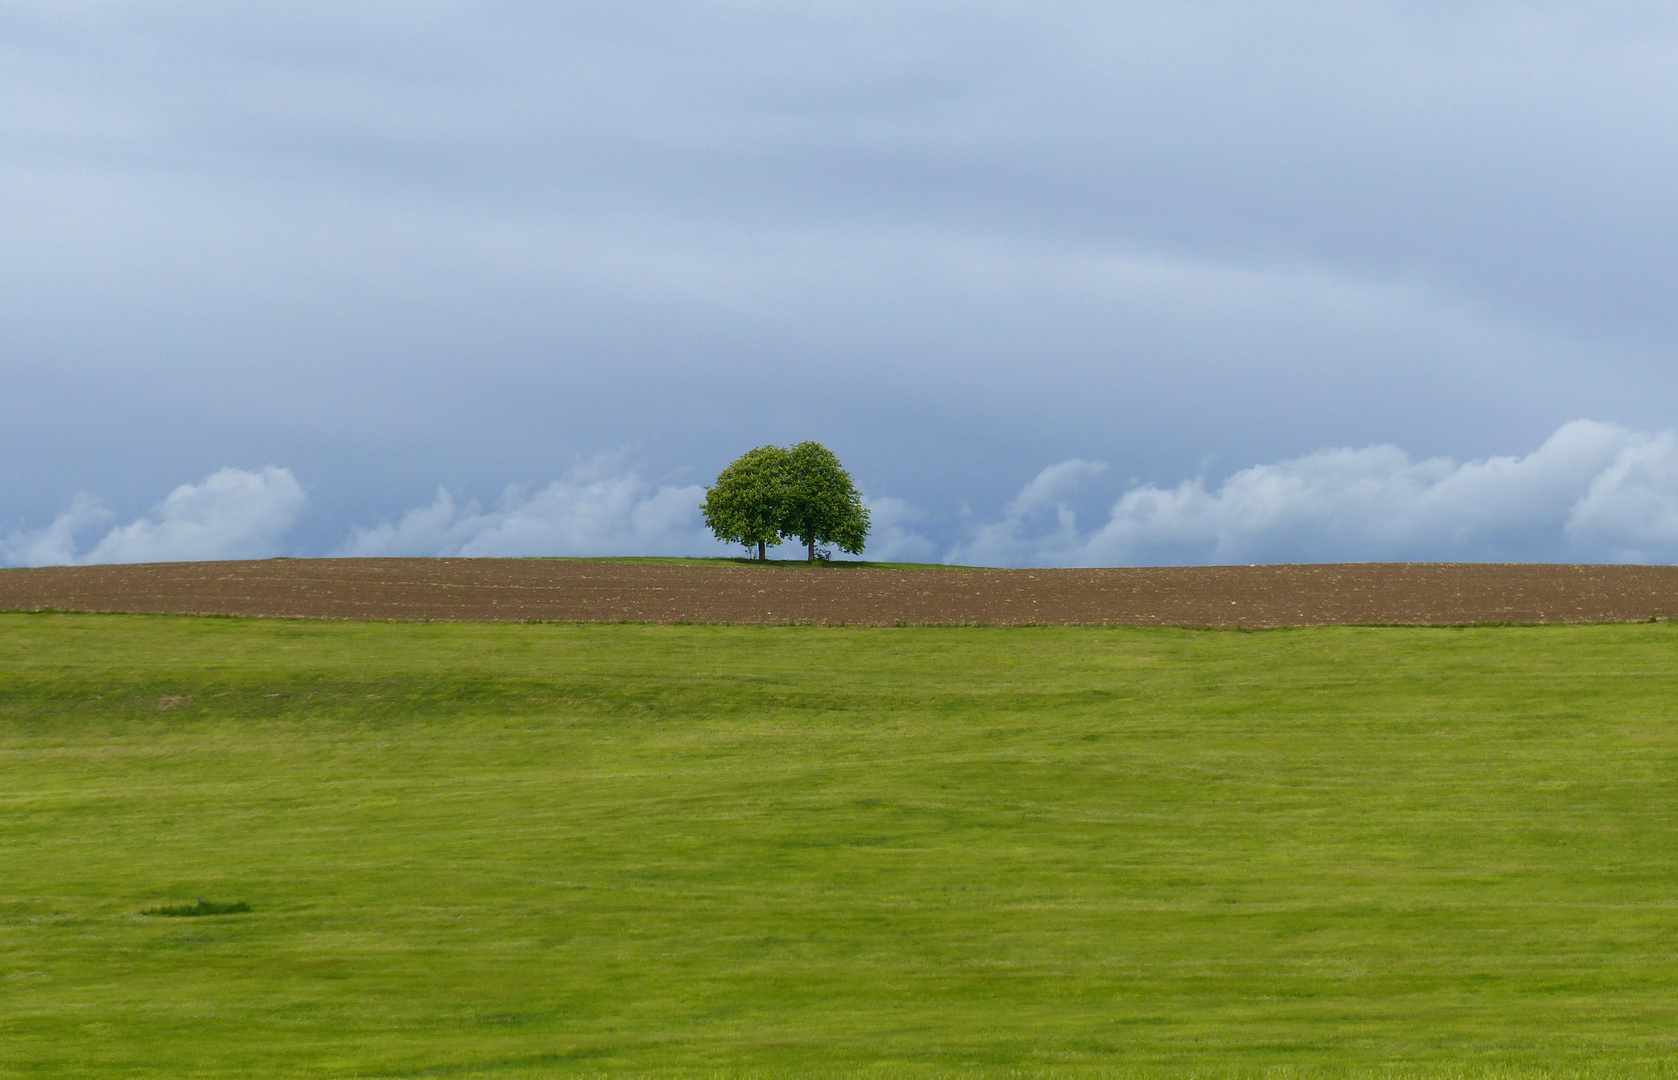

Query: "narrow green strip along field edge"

xmin=3 ymin=615 xmax=1678 ymax=1077
xmin=541 ymin=555 xmax=965 ymax=569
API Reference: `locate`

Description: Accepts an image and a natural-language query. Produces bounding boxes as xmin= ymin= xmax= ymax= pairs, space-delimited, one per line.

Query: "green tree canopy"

xmin=702 ymin=442 xmax=871 ymax=562
xmin=780 ymin=441 xmax=870 ymax=562
xmin=702 ymin=445 xmax=791 ymax=560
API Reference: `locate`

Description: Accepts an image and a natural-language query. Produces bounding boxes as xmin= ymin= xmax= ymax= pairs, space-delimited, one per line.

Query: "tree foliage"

xmin=781 ymin=441 xmax=870 ymax=561
xmin=703 ymin=442 xmax=870 ymax=561
xmin=702 ymin=445 xmax=790 ymax=560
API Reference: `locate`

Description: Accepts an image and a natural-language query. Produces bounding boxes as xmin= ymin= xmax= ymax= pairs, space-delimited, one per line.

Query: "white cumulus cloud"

xmin=1 ymin=467 xmax=306 ymax=567
xmin=339 ymin=461 xmax=730 ymax=558
xmin=860 ymin=496 xmax=938 ymax=563
xmin=949 ymin=421 xmax=1678 ymax=567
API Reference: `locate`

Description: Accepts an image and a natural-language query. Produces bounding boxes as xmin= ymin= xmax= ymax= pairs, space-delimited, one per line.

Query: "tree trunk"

xmin=758 ymin=540 xmax=766 ymax=561
xmin=807 ymin=537 xmax=815 ymax=563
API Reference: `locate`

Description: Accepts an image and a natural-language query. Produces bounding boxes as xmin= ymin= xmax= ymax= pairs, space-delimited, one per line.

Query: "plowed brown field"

xmin=4 ymin=558 xmax=1678 ymax=626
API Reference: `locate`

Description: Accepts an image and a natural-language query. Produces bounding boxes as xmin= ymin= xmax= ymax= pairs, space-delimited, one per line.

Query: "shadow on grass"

xmin=143 ymin=899 xmax=251 ymax=918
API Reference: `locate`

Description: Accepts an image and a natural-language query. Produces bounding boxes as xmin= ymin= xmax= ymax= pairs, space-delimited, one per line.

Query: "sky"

xmin=5 ymin=1 xmax=1678 ymax=566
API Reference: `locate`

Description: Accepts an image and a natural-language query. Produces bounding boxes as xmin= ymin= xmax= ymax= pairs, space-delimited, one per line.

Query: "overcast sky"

xmin=5 ymin=2 xmax=1678 ymax=566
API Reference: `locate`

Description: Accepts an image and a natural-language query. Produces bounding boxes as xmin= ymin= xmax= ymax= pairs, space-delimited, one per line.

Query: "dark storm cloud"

xmin=4 ymin=2 xmax=1677 ymax=563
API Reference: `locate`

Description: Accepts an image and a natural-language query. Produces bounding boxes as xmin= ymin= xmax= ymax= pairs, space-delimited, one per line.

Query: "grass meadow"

xmin=4 ymin=614 xmax=1678 ymax=1078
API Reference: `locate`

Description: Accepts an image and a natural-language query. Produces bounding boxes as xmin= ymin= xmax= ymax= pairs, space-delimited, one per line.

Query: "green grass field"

xmin=4 ymin=614 xmax=1678 ymax=1078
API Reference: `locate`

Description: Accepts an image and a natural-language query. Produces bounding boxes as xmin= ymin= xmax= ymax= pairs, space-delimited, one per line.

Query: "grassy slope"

xmin=3 ymin=615 xmax=1678 ymax=1078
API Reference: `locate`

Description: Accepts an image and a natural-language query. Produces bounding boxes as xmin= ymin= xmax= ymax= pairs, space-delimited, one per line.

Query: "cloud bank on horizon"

xmin=949 ymin=421 xmax=1678 ymax=567
xmin=8 ymin=421 xmax=1678 ymax=569
xmin=337 ymin=462 xmax=722 ymax=560
xmin=1 ymin=468 xmax=306 ymax=567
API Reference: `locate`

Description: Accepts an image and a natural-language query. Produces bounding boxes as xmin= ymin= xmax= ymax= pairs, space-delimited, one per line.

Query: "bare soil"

xmin=4 ymin=558 xmax=1678 ymax=627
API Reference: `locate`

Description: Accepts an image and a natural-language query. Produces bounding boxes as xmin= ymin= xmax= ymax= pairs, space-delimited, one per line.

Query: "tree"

xmin=702 ymin=445 xmax=790 ymax=560
xmin=780 ymin=441 xmax=870 ymax=562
